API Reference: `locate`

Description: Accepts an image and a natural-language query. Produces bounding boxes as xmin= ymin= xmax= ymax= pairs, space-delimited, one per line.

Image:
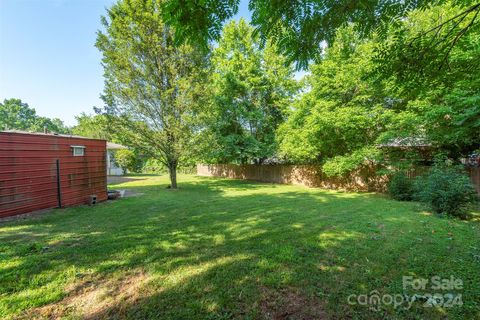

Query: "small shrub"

xmin=388 ymin=171 xmax=414 ymax=201
xmin=414 ymin=166 xmax=477 ymax=218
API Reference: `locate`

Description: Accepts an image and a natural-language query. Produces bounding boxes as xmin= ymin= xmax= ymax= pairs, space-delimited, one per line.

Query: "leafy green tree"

xmin=376 ymin=2 xmax=480 ymax=159
xmin=0 ymin=98 xmax=69 ymax=134
xmin=279 ymin=2 xmax=480 ymax=174
xmin=377 ymin=2 xmax=480 ymax=90
xmin=0 ymin=99 xmax=36 ymax=130
xmin=161 ymin=1 xmax=480 ymax=70
xmin=159 ymin=0 xmax=439 ymax=69
xmin=114 ymin=149 xmax=137 ymax=174
xmin=72 ymin=113 xmax=112 ymax=140
xmin=277 ymin=26 xmax=391 ymax=173
xmin=203 ymin=19 xmax=297 ymax=164
xmin=96 ymin=0 xmax=207 ymax=188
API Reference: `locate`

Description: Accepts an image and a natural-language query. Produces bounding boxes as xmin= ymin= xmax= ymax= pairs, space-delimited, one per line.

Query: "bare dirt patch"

xmin=260 ymin=287 xmax=331 ymax=320
xmin=19 ymin=271 xmax=150 ymax=320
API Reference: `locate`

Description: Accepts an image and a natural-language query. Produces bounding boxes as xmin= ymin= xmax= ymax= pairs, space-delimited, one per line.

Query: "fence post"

xmin=56 ymin=159 xmax=62 ymax=208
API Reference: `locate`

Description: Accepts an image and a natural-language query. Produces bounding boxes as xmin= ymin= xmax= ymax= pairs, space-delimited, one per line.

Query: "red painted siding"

xmin=0 ymin=132 xmax=107 ymax=218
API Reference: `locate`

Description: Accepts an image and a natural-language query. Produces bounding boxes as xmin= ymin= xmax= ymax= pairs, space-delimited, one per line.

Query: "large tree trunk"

xmin=168 ymin=160 xmax=178 ymax=189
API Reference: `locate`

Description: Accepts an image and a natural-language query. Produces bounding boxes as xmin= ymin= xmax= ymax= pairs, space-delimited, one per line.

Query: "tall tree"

xmin=375 ymin=1 xmax=480 ymax=159
xmin=0 ymin=98 xmax=69 ymax=134
xmin=96 ymin=0 xmax=207 ymax=188
xmin=72 ymin=113 xmax=112 ymax=140
xmin=202 ymin=19 xmax=297 ymax=164
xmin=156 ymin=0 xmax=480 ymax=70
xmin=279 ymin=2 xmax=480 ymax=174
xmin=277 ymin=26 xmax=390 ymax=168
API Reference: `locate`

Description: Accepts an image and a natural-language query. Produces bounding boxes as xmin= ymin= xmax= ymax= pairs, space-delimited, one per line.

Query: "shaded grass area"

xmin=0 ymin=175 xmax=479 ymax=319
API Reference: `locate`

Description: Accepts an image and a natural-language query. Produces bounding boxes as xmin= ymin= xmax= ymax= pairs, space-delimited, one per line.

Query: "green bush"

xmin=413 ymin=166 xmax=477 ymax=218
xmin=388 ymin=171 xmax=414 ymax=201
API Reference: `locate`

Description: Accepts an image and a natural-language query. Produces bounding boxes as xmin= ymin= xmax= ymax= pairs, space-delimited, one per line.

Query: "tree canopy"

xmin=0 ymin=98 xmax=69 ymax=134
xmin=92 ymin=0 xmax=480 ymax=179
xmin=200 ymin=19 xmax=298 ymax=164
xmin=72 ymin=113 xmax=112 ymax=140
xmin=277 ymin=2 xmax=480 ymax=175
xmin=277 ymin=26 xmax=389 ymax=170
xmin=96 ymin=0 xmax=208 ymax=188
xmin=158 ymin=0 xmax=479 ymax=69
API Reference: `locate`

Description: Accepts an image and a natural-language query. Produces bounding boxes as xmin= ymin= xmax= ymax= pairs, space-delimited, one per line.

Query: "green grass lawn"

xmin=1 ymin=175 xmax=479 ymax=319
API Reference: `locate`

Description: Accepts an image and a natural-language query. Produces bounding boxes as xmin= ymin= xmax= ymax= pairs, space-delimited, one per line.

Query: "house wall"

xmin=0 ymin=132 xmax=107 ymax=218
xmin=106 ymin=150 xmax=124 ymax=176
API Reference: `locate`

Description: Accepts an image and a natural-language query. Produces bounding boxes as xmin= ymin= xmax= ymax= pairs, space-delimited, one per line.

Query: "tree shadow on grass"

xmin=1 ymin=177 xmax=479 ymax=319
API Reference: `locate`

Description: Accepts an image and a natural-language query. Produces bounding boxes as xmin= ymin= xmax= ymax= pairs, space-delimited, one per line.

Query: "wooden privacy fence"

xmin=197 ymin=164 xmax=480 ymax=194
xmin=468 ymin=166 xmax=480 ymax=194
xmin=197 ymin=164 xmax=388 ymax=192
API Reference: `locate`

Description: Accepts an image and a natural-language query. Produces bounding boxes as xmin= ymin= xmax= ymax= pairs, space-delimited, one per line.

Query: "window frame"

xmin=71 ymin=145 xmax=86 ymax=157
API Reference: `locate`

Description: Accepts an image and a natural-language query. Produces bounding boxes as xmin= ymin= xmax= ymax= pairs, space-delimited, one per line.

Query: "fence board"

xmin=197 ymin=164 xmax=480 ymax=194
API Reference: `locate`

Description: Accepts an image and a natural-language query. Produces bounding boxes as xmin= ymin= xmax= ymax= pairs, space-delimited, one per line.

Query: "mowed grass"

xmin=0 ymin=175 xmax=479 ymax=319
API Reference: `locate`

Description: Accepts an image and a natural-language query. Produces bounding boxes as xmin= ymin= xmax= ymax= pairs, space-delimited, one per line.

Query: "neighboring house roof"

xmin=107 ymin=142 xmax=128 ymax=150
xmin=378 ymin=137 xmax=431 ymax=148
xmin=1 ymin=130 xmax=106 ymax=141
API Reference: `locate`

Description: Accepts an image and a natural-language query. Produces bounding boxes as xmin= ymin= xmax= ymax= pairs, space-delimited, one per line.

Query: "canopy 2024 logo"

xmin=347 ymin=275 xmax=463 ymax=311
